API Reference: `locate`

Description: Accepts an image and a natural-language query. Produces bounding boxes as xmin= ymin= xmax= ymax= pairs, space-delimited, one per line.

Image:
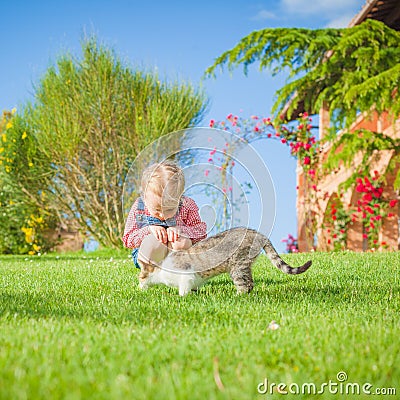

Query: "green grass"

xmin=0 ymin=250 xmax=399 ymax=399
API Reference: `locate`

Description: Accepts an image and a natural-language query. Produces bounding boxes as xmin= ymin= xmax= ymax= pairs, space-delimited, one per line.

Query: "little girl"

xmin=123 ymin=160 xmax=207 ymax=268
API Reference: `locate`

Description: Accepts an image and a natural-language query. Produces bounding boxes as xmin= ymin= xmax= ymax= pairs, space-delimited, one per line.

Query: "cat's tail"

xmin=263 ymin=239 xmax=312 ymax=274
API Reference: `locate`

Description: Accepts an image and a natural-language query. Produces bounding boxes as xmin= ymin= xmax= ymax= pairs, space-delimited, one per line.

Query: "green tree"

xmin=206 ymin=19 xmax=400 ymax=186
xmin=0 ymin=110 xmax=55 ymax=254
xmin=15 ymin=38 xmax=207 ymax=249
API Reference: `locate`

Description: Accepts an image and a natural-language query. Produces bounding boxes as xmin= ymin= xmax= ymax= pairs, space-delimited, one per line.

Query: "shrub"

xmin=0 ymin=110 xmax=55 ymax=254
xmin=16 ymin=38 xmax=207 ymax=249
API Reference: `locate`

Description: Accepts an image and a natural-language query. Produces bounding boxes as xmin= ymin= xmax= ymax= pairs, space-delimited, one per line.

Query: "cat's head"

xmin=138 ymin=261 xmax=159 ymax=289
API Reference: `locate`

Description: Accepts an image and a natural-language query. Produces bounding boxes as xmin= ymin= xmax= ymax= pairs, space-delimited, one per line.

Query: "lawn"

xmin=0 ymin=250 xmax=399 ymax=399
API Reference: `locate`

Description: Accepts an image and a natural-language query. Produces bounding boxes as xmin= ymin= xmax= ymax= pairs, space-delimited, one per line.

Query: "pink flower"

xmin=204 ymin=169 xmax=210 ymax=177
xmin=303 ymin=156 xmax=311 ymax=165
xmin=210 ymin=147 xmax=217 ymax=156
xmin=373 ymin=188 xmax=383 ymax=198
xmin=356 ymin=184 xmax=365 ymax=193
xmin=389 ymin=199 xmax=398 ymax=208
xmin=364 ymin=177 xmax=372 ymax=188
xmin=209 ymin=119 xmax=215 ymax=128
xmin=363 ymin=193 xmax=373 ymax=202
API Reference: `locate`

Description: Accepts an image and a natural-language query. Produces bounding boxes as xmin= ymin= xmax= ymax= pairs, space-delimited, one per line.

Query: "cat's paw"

xmin=178 ymin=286 xmax=191 ymax=296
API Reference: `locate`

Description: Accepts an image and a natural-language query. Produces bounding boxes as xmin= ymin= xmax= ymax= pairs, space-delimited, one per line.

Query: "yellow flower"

xmin=22 ymin=132 xmax=27 ymax=140
xmin=28 ymin=250 xmax=35 ymax=255
xmin=29 ymin=162 xmax=33 ymax=167
xmin=32 ymin=244 xmax=41 ymax=252
xmin=1 ymin=133 xmax=6 ymax=142
xmin=29 ymin=215 xmax=44 ymax=225
xmin=11 ymin=108 xmax=16 ymax=114
xmin=5 ymin=166 xmax=11 ymax=173
xmin=6 ymin=122 xmax=12 ymax=130
xmin=0 ymin=147 xmax=4 ymax=153
xmin=21 ymin=226 xmax=34 ymax=243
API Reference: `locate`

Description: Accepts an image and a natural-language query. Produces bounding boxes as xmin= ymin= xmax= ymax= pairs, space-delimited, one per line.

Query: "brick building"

xmin=295 ymin=0 xmax=400 ymax=251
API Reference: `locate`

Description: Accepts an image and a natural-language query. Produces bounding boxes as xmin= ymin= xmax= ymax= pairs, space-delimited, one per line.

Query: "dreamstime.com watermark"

xmin=257 ymin=371 xmax=397 ymax=396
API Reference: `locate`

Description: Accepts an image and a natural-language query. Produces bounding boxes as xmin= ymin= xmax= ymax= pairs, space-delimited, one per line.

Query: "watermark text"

xmin=257 ymin=372 xmax=397 ymax=396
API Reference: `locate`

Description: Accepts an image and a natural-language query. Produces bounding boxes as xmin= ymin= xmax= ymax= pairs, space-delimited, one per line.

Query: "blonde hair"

xmin=141 ymin=160 xmax=185 ymax=208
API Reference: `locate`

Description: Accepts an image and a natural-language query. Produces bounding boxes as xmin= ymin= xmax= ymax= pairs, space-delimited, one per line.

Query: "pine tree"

xmin=206 ymin=19 xmax=400 ymax=186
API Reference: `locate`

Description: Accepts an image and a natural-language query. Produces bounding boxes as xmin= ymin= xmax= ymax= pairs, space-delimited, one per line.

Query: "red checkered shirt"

xmin=122 ymin=196 xmax=207 ymax=249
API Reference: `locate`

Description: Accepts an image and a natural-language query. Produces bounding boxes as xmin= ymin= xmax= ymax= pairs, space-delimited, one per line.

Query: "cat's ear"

xmin=138 ymin=259 xmax=156 ymax=273
xmin=138 ymin=262 xmax=154 ymax=281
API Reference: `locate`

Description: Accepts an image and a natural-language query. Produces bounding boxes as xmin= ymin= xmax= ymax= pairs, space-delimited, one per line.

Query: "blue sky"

xmin=1 ymin=0 xmax=365 ymax=251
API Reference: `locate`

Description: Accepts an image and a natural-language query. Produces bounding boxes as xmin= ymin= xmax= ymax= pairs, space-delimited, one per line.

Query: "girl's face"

xmin=143 ymin=192 xmax=178 ymax=220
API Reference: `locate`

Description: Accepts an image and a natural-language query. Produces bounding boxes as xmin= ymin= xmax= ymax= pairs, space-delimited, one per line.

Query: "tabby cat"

xmin=138 ymin=227 xmax=312 ymax=296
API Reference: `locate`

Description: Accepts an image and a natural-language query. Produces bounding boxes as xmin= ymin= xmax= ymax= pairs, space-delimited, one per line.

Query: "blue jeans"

xmin=131 ymin=248 xmax=140 ymax=269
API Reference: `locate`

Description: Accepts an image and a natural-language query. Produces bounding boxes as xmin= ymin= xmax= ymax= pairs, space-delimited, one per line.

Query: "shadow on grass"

xmin=0 ymin=277 xmax=367 ymax=325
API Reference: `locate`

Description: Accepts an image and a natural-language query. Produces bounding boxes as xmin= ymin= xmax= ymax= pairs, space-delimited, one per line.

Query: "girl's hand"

xmin=149 ymin=225 xmax=167 ymax=244
xmin=167 ymin=227 xmax=180 ymax=242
